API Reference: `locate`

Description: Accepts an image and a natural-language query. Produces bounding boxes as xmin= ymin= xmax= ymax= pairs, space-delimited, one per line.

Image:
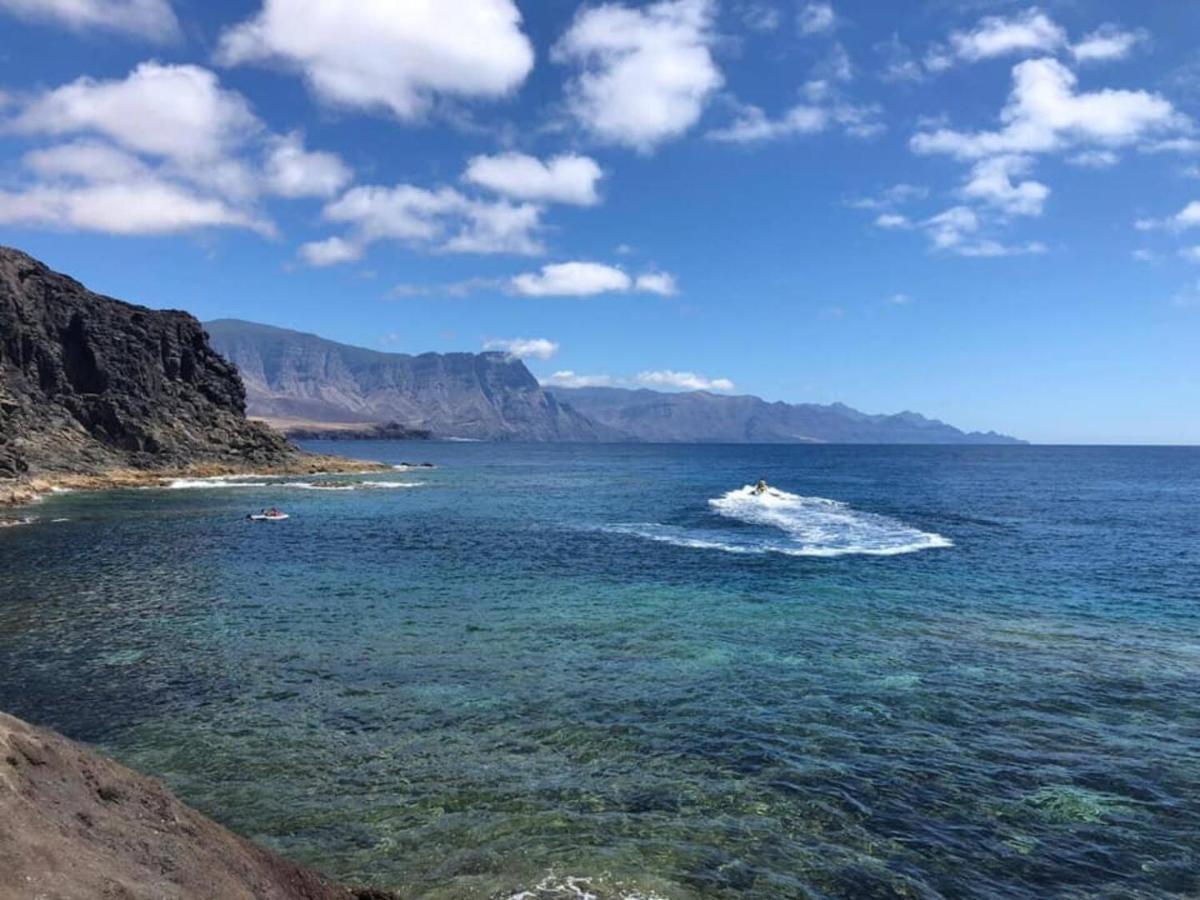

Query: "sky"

xmin=0 ymin=1 xmax=1198 ymax=444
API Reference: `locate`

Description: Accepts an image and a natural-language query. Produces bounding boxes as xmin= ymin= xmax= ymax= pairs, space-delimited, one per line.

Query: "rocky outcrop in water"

xmin=0 ymin=710 xmax=393 ymax=900
xmin=0 ymin=247 xmax=300 ymax=479
xmin=205 ymin=319 xmax=604 ymax=442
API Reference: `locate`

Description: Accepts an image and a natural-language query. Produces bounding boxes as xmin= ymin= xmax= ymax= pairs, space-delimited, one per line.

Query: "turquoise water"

xmin=1 ymin=443 xmax=1198 ymax=898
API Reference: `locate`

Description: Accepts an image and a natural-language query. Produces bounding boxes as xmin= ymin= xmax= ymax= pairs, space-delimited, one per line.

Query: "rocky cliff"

xmin=546 ymin=387 xmax=1024 ymax=444
xmin=0 ymin=248 xmax=299 ymax=481
xmin=0 ymin=710 xmax=393 ymax=900
xmin=205 ymin=319 xmax=603 ymax=441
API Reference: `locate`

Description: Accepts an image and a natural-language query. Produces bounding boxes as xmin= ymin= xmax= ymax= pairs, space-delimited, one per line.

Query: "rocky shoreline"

xmin=0 ymin=709 xmax=396 ymax=900
xmin=0 ymin=456 xmax=388 ymax=510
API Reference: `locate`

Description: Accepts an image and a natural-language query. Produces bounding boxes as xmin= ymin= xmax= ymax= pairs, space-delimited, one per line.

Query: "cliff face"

xmin=205 ymin=319 xmax=602 ymax=441
xmin=0 ymin=248 xmax=296 ymax=478
xmin=0 ymin=710 xmax=392 ymax=900
xmin=546 ymin=387 xmax=1024 ymax=444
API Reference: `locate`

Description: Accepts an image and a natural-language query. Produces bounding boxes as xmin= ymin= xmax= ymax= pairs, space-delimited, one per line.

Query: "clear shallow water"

xmin=1 ymin=443 xmax=1198 ymax=899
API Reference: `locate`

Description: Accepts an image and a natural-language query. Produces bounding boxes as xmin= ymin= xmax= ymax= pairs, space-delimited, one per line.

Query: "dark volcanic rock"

xmin=205 ymin=319 xmax=604 ymax=441
xmin=0 ymin=709 xmax=394 ymax=900
xmin=0 ymin=247 xmax=298 ymax=476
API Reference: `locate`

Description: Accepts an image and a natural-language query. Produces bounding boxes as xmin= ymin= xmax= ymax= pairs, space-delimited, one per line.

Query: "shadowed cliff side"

xmin=0 ymin=246 xmax=303 ymax=480
xmin=0 ymin=710 xmax=395 ymax=900
xmin=205 ymin=319 xmax=606 ymax=442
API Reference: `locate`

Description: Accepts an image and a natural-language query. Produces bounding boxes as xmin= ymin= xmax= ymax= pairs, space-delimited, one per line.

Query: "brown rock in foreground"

xmin=0 ymin=711 xmax=395 ymax=900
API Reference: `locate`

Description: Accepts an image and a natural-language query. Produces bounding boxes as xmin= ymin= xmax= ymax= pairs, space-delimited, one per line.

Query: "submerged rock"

xmin=0 ymin=709 xmax=395 ymax=900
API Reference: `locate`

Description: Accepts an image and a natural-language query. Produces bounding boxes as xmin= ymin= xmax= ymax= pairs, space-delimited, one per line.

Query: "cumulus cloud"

xmin=462 ymin=152 xmax=603 ymax=206
xmin=875 ymin=213 xmax=911 ymax=229
xmin=1137 ymin=201 xmax=1200 ymax=232
xmin=0 ymin=181 xmax=272 ymax=236
xmin=934 ymin=7 xmax=1066 ymax=69
xmin=316 ymin=183 xmax=544 ymax=259
xmin=553 ymin=0 xmax=722 ymax=152
xmin=540 ymin=370 xmax=615 ymax=388
xmin=0 ymin=0 xmax=179 ymax=42
xmin=298 ymin=236 xmax=362 ymax=266
xmin=217 ymin=0 xmax=534 ymax=120
xmin=482 ymin=337 xmax=560 ymax=359
xmin=635 ymin=272 xmax=678 ymax=296
xmin=509 ymin=261 xmax=679 ymax=297
xmin=637 ymin=370 xmax=734 ymax=391
xmin=921 ymin=205 xmax=1045 ymax=257
xmin=1071 ymin=25 xmax=1147 ymax=64
xmin=912 ymin=58 xmax=1186 ymax=160
xmin=510 ymin=261 xmax=632 ymax=296
xmin=1068 ymin=149 xmax=1120 ymax=168
xmin=13 ymin=63 xmax=259 ymax=164
xmin=797 ymin=2 xmax=835 ymax=36
xmin=708 ymin=81 xmax=883 ymax=143
xmin=0 ymin=64 xmax=354 ymax=238
xmin=960 ymin=155 xmax=1049 ymax=216
xmin=264 ymin=132 xmax=352 ymax=198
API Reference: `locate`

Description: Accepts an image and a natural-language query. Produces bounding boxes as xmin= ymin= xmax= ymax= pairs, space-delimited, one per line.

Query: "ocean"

xmin=1 ymin=443 xmax=1197 ymax=898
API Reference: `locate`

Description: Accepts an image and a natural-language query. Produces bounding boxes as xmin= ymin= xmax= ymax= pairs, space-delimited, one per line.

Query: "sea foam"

xmin=612 ymin=485 xmax=951 ymax=558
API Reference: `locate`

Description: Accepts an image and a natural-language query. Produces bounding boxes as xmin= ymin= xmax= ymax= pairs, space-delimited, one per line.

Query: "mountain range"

xmin=206 ymin=319 xmax=1022 ymax=444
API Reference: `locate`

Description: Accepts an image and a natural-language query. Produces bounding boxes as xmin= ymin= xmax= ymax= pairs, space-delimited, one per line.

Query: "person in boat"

xmin=753 ymin=479 xmax=769 ymax=496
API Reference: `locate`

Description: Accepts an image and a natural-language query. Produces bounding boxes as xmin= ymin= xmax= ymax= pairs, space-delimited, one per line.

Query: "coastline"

xmin=0 ymin=454 xmax=389 ymax=510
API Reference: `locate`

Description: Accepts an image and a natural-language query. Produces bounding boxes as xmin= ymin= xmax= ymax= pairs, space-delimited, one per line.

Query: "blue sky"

xmin=1 ymin=0 xmax=1198 ymax=443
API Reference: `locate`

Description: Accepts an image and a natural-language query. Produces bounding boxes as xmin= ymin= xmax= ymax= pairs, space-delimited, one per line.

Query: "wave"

xmin=506 ymin=875 xmax=668 ymax=900
xmin=165 ymin=477 xmax=424 ymax=491
xmin=610 ymin=485 xmax=952 ymax=558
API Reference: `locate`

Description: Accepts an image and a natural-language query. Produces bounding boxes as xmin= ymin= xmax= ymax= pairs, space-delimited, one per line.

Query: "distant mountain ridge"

xmin=546 ymin=386 xmax=1023 ymax=444
xmin=205 ymin=319 xmax=601 ymax=441
xmin=206 ymin=318 xmax=1021 ymax=445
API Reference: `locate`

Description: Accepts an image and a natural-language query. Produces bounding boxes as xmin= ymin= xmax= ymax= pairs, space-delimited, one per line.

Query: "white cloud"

xmin=264 ymin=132 xmax=352 ymax=198
xmin=887 ymin=293 xmax=913 ymax=305
xmin=217 ymin=0 xmax=534 ymax=120
xmin=920 ymin=205 xmax=1045 ymax=257
xmin=912 ymin=58 xmax=1186 ymax=160
xmin=876 ymin=35 xmax=926 ymax=84
xmin=318 ymin=183 xmax=544 ymax=257
xmin=509 ymin=262 xmax=680 ymax=297
xmin=1141 ymin=138 xmax=1200 ymax=155
xmin=1180 ymin=247 xmax=1200 ymax=264
xmin=540 ymin=370 xmax=615 ymax=388
xmin=298 ymin=236 xmax=362 ymax=266
xmin=875 ymin=213 xmax=911 ymax=229
xmin=849 ymin=183 xmax=928 ymax=211
xmin=961 ymin=154 xmax=1049 ymax=216
xmin=442 ymin=199 xmax=544 ymax=255
xmin=1068 ymin=149 xmax=1119 ymax=168
xmin=14 ymin=63 xmax=259 ymax=165
xmin=553 ymin=0 xmax=722 ymax=152
xmin=797 ymin=2 xmax=835 ymax=36
xmin=736 ymin=2 xmax=780 ymax=33
xmin=511 ymin=261 xmax=632 ymax=296
xmin=635 ymin=272 xmax=678 ymax=295
xmin=0 ymin=180 xmax=272 ymax=236
xmin=463 ymin=152 xmax=603 ymax=206
xmin=708 ymin=81 xmax=883 ymax=143
xmin=1071 ymin=25 xmax=1147 ymax=64
xmin=0 ymin=0 xmax=179 ymax=42
xmin=23 ymin=140 xmax=150 ymax=183
xmin=482 ymin=337 xmax=560 ymax=359
xmin=943 ymin=7 xmax=1066 ymax=65
xmin=637 ymin=369 xmax=734 ymax=391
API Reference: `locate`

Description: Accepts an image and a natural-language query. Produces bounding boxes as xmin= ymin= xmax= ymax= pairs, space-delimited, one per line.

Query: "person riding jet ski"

xmin=753 ymin=479 xmax=769 ymax=496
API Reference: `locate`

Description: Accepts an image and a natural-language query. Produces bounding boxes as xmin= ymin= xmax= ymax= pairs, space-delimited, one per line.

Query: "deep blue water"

xmin=1 ymin=443 xmax=1198 ymax=899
